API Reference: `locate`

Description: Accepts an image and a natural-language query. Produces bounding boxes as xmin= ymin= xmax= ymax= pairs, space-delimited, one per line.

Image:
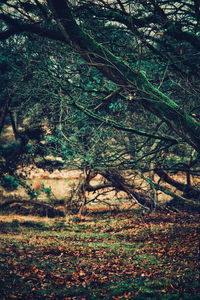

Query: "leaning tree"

xmin=0 ymin=0 xmax=200 ymax=211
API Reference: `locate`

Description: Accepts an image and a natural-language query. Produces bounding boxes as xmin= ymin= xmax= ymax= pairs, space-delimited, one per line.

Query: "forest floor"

xmin=0 ymin=209 xmax=199 ymax=299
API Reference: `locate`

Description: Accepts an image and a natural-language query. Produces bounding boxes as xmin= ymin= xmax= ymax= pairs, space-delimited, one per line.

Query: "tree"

xmin=0 ymin=0 xmax=200 ymax=211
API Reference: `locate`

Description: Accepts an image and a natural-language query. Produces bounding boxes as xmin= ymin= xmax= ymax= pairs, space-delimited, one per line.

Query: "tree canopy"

xmin=0 ymin=0 xmax=200 ymax=211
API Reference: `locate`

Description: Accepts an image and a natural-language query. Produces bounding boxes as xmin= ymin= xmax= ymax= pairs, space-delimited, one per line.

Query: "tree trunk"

xmin=0 ymin=97 xmax=11 ymax=135
xmin=98 ymin=169 xmax=154 ymax=209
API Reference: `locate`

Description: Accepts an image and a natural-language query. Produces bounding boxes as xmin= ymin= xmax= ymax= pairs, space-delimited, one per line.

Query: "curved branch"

xmin=0 ymin=14 xmax=66 ymax=42
xmin=78 ymin=2 xmax=200 ymax=50
xmin=139 ymin=172 xmax=199 ymax=205
xmin=73 ymin=101 xmax=179 ymax=144
xmin=155 ymin=168 xmax=200 ymax=200
xmin=78 ymin=2 xmax=155 ymax=28
xmin=77 ymin=2 xmax=200 ymax=75
xmin=86 ymin=183 xmax=113 ymax=192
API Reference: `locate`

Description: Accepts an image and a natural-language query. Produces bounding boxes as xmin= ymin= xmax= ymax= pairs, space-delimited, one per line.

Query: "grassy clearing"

xmin=0 ymin=210 xmax=199 ymax=299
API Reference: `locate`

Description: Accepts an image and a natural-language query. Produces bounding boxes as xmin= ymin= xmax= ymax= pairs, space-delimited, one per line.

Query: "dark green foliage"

xmin=1 ymin=175 xmax=19 ymax=191
xmin=27 ymin=188 xmax=40 ymax=200
xmin=0 ymin=0 xmax=199 ymax=208
xmin=0 ymin=142 xmax=21 ymax=160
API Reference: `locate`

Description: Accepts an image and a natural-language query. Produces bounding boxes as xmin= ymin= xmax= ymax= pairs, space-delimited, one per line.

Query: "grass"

xmin=0 ymin=210 xmax=199 ymax=299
